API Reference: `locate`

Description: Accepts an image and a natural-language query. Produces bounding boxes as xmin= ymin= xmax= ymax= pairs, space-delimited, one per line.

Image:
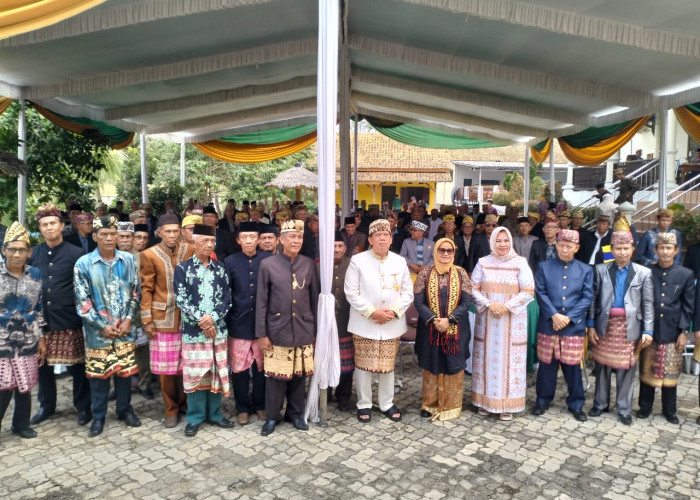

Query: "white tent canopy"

xmin=1 ymin=0 xmax=700 ymax=145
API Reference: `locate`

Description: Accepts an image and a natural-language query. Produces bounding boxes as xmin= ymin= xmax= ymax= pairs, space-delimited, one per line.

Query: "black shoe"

xmin=11 ymin=427 xmax=37 ymax=439
xmin=292 ymin=417 xmax=309 ymax=431
xmin=261 ymin=419 xmax=277 ymax=436
xmin=420 ymin=410 xmax=432 ymax=418
xmin=210 ymin=418 xmax=235 ymax=429
xmin=29 ymin=406 xmax=55 ymax=425
xmin=184 ymin=423 xmax=200 ymax=437
xmin=636 ymin=409 xmax=651 ymax=419
xmin=531 ymin=405 xmax=549 ymax=417
xmin=139 ymin=388 xmax=155 ymax=400
xmin=569 ymin=408 xmax=588 ymax=422
xmin=337 ymin=400 xmax=350 ymax=412
xmin=119 ymin=410 xmax=142 ymax=428
xmin=618 ymin=414 xmax=633 ymax=426
xmin=588 ymin=406 xmax=609 ymax=417
xmin=89 ymin=418 xmax=105 ymax=437
xmin=77 ymin=409 xmax=92 ymax=426
xmin=108 ymin=390 xmax=116 ymax=401
xmin=665 ymin=414 xmax=679 ymax=425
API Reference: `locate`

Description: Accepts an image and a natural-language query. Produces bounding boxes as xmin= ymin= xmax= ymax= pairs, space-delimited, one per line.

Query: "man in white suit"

xmin=344 ymin=219 xmax=413 ymax=424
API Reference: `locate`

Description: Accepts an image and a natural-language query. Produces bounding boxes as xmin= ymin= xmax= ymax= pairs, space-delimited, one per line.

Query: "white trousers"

xmin=355 ymin=368 xmax=395 ymax=412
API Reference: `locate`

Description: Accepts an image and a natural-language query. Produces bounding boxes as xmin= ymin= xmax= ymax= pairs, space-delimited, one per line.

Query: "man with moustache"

xmin=29 ymin=204 xmax=92 ymax=427
xmin=257 ymin=225 xmax=279 ymax=255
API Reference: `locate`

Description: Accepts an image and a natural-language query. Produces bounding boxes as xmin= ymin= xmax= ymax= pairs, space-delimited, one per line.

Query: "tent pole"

xmin=140 ymin=134 xmax=148 ymax=204
xmin=523 ymin=145 xmax=530 ymax=215
xmin=17 ymin=98 xmax=27 ymax=225
xmin=353 ymin=116 xmax=359 ymax=207
xmin=180 ymin=139 xmax=186 ymax=188
xmin=549 ymin=143 xmax=555 ymax=198
xmin=658 ymin=111 xmax=668 ymax=209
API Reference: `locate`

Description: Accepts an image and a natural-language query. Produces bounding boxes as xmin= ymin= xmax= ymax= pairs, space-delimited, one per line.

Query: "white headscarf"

xmin=489 ymin=226 xmax=519 ymax=262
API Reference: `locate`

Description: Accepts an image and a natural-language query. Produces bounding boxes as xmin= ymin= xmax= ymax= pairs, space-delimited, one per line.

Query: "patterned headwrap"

xmin=235 ymin=212 xmax=250 ymax=221
xmin=117 ymin=222 xmax=134 ymax=233
xmin=35 ymin=203 xmax=62 ymax=221
xmin=527 ymin=212 xmax=540 ymax=221
xmin=571 ymin=210 xmax=584 ymax=218
xmin=369 ymin=219 xmax=391 ymax=236
xmin=544 ymin=211 xmax=557 ymax=224
xmin=557 ymin=229 xmax=579 ymax=244
xmin=181 ymin=214 xmax=202 ymax=228
xmin=129 ymin=210 xmax=146 ymax=222
xmin=558 ymin=211 xmax=571 ymax=218
xmin=93 ymin=215 xmax=118 ymax=230
xmin=385 ymin=210 xmax=398 ymax=220
xmin=280 ymin=219 xmax=304 ymax=234
xmin=76 ymin=212 xmax=94 ymax=224
xmin=442 ymin=214 xmax=455 ymax=222
xmin=410 ymin=220 xmax=428 ymax=232
xmin=4 ymin=221 xmax=30 ymax=245
xmin=484 ymin=214 xmax=498 ymax=224
xmin=462 ymin=216 xmax=474 ymax=225
xmin=275 ymin=210 xmax=291 ymax=222
xmin=655 ymin=232 xmax=678 ymax=247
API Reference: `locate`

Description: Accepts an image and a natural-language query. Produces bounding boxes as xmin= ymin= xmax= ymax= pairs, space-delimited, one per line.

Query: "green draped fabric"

xmin=532 ymin=139 xmax=549 ymax=152
xmin=685 ymin=102 xmax=700 ymax=116
xmin=559 ymin=120 xmax=634 ymax=149
xmin=526 ymin=300 xmax=539 ymax=373
xmin=53 ymin=113 xmax=132 ymax=145
xmin=219 ymin=123 xmax=317 ymax=144
xmin=365 ymin=117 xmax=503 ymax=149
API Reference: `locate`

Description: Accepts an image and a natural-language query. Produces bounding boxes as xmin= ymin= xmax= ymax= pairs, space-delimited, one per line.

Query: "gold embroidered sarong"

xmin=353 ymin=335 xmax=399 ymax=373
xmin=263 ymin=344 xmax=314 ymax=380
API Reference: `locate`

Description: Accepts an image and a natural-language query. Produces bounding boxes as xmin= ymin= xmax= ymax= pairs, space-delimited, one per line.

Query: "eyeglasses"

xmin=484 ymin=223 xmax=497 ymax=227
xmin=437 ymin=248 xmax=454 ymax=255
xmin=4 ymin=247 xmax=29 ymax=255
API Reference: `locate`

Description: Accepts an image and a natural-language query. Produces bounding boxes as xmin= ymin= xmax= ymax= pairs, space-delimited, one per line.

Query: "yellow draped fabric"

xmin=558 ymin=116 xmax=650 ymax=167
xmin=193 ymin=131 xmax=317 ymax=164
xmin=0 ymin=96 xmax=13 ymax=116
xmin=0 ymin=0 xmax=107 ymax=40
xmin=674 ymin=107 xmax=700 ymax=144
xmin=530 ymin=139 xmax=551 ymax=164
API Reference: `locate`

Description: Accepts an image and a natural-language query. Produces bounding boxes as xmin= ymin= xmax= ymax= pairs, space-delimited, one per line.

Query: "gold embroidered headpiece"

xmin=129 ymin=210 xmax=146 ymax=222
xmin=443 ymin=214 xmax=455 ymax=222
xmin=235 ymin=212 xmax=249 ymax=221
xmin=182 ymin=214 xmax=201 ymax=228
xmin=611 ymin=214 xmax=634 ymax=245
xmin=655 ymin=232 xmax=677 ymax=247
xmin=280 ymin=219 xmax=304 ymax=234
xmin=369 ymin=219 xmax=391 ymax=236
xmin=93 ymin=215 xmax=119 ymax=230
xmin=4 ymin=221 xmax=30 ymax=245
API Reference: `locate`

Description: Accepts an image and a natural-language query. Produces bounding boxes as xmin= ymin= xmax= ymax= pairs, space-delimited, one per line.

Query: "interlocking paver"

xmin=1 ymin=357 xmax=699 ymax=499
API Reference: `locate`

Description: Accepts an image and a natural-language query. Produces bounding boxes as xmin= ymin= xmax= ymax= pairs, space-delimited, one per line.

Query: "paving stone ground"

xmin=1 ymin=354 xmax=699 ymax=499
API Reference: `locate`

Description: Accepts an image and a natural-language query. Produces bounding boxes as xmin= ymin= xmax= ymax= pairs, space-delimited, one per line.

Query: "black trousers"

xmin=37 ymin=362 xmax=91 ymax=412
xmin=232 ymin=360 xmax=265 ymax=414
xmin=335 ymin=373 xmax=353 ymax=405
xmin=638 ymin=381 xmax=677 ymax=416
xmin=0 ymin=389 xmax=31 ymax=431
xmin=265 ymin=376 xmax=306 ymax=422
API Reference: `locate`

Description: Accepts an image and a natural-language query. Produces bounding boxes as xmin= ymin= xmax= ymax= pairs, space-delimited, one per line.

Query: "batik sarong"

xmin=537 ymin=334 xmax=585 ymax=366
xmin=263 ymin=344 xmax=314 ymax=380
xmin=181 ymin=338 xmax=229 ymax=395
xmin=591 ymin=309 xmax=637 ymax=370
xmin=228 ymin=337 xmax=264 ymax=373
xmin=353 ymin=335 xmax=399 ymax=374
xmin=639 ymin=341 xmax=683 ymax=388
xmin=86 ymin=341 xmax=138 ymax=379
xmin=421 ymin=369 xmax=464 ymax=421
xmin=0 ymin=355 xmax=39 ymax=392
xmin=45 ymin=328 xmax=85 ymax=365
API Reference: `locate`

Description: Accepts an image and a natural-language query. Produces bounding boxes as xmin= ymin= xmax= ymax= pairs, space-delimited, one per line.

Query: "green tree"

xmin=0 ymin=101 xmax=111 ymax=228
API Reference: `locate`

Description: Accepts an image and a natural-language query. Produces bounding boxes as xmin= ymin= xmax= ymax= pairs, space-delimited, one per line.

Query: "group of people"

xmin=1 ymin=195 xmax=699 ymax=446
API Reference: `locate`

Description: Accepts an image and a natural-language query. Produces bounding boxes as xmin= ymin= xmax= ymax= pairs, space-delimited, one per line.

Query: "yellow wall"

xmin=335 ymin=182 xmax=436 ymax=210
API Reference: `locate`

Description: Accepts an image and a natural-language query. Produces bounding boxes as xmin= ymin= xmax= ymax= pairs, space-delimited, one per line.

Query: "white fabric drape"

xmin=304 ymin=0 xmax=340 ymax=424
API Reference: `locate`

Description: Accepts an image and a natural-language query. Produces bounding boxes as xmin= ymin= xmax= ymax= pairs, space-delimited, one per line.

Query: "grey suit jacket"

xmin=588 ymin=261 xmax=653 ymax=341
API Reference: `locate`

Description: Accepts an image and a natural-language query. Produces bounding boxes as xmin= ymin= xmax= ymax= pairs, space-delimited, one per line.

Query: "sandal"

xmin=382 ymin=405 xmax=403 ymax=422
xmin=478 ymin=408 xmax=489 ymax=416
xmin=356 ymin=408 xmax=371 ymax=423
xmin=499 ymin=413 xmax=513 ymax=421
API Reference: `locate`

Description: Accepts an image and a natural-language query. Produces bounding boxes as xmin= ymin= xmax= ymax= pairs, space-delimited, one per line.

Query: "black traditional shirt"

xmin=224 ymin=250 xmax=271 ymax=339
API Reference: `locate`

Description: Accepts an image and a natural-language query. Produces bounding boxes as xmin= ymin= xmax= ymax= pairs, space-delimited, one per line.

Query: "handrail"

xmin=576 ymin=158 xmax=659 ymax=212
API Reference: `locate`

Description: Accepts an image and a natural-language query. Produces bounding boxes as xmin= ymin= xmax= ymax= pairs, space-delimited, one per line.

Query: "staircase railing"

xmin=631 ymin=173 xmax=700 ymax=227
